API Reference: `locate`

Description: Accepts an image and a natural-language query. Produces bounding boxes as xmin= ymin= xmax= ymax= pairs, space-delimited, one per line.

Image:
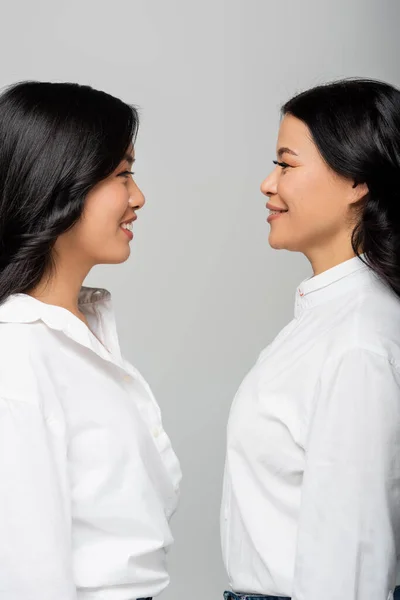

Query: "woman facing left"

xmin=0 ymin=81 xmax=181 ymax=600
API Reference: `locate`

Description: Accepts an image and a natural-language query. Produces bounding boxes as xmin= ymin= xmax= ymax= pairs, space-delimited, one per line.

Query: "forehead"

xmin=277 ymin=114 xmax=316 ymax=155
xmin=123 ymin=144 xmax=135 ymax=163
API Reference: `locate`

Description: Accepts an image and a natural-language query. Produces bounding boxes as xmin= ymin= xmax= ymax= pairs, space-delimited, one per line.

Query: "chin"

xmin=97 ymin=247 xmax=132 ymax=265
xmin=268 ymin=234 xmax=287 ymax=250
xmin=269 ymin=232 xmax=301 ymax=252
xmin=114 ymin=250 xmax=131 ymax=264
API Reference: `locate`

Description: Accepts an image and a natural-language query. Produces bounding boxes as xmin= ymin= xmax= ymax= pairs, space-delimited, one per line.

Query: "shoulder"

xmin=333 ymin=277 xmax=400 ymax=363
xmin=0 ymin=321 xmax=51 ymax=406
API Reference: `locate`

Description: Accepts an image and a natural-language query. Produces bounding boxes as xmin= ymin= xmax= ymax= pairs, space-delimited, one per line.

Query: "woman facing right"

xmin=222 ymin=79 xmax=400 ymax=600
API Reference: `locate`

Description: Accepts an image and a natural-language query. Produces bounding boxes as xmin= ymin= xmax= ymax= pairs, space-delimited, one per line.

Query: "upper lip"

xmin=121 ymin=215 xmax=137 ymax=225
xmin=266 ymin=202 xmax=288 ymax=212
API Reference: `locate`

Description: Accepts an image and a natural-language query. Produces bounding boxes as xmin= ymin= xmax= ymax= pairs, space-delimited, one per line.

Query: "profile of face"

xmin=55 ymin=146 xmax=145 ymax=268
xmin=260 ymin=115 xmax=367 ymax=257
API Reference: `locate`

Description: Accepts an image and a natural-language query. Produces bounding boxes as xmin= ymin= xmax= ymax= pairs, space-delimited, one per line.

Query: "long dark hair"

xmin=282 ymin=78 xmax=400 ymax=299
xmin=0 ymin=81 xmax=139 ymax=305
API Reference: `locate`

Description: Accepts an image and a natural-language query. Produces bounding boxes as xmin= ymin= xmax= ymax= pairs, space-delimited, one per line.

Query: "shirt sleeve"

xmin=292 ymin=348 xmax=400 ymax=600
xmin=0 ymin=396 xmax=77 ymax=600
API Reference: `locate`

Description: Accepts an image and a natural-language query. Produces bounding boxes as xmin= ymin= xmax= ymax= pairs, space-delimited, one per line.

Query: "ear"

xmin=350 ymin=181 xmax=369 ymax=204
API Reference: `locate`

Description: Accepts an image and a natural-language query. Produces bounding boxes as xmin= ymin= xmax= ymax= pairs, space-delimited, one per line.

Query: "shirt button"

xmin=152 ymin=426 xmax=161 ymax=438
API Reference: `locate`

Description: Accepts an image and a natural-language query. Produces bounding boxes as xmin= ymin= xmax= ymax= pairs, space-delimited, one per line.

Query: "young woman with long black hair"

xmin=0 ymin=81 xmax=181 ymax=600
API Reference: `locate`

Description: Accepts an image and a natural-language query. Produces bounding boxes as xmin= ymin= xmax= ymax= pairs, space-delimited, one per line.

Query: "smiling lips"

xmin=266 ymin=203 xmax=288 ymax=223
xmin=120 ymin=216 xmax=137 ymax=240
xmin=121 ymin=201 xmax=286 ymax=237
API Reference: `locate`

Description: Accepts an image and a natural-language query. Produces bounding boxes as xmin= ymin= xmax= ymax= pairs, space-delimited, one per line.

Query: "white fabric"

xmin=0 ymin=287 xmax=181 ymax=600
xmin=221 ymin=256 xmax=400 ymax=600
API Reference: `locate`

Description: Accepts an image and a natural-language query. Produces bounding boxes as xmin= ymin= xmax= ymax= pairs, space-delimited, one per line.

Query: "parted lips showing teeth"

xmin=267 ymin=203 xmax=288 ymax=213
xmin=121 ymin=222 xmax=134 ymax=231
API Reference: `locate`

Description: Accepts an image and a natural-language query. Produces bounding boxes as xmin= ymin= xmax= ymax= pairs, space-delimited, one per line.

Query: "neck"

xmin=28 ymin=259 xmax=92 ymax=325
xmin=306 ymin=237 xmax=357 ymax=277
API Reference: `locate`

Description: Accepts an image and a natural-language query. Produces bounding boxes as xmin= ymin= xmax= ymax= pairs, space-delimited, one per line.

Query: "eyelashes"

xmin=118 ymin=170 xmax=135 ymax=177
xmin=273 ymin=160 xmax=290 ymax=169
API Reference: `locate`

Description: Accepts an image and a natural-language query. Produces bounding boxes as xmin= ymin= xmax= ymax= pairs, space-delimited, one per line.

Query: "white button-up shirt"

xmin=0 ymin=288 xmax=181 ymax=600
xmin=221 ymin=256 xmax=400 ymax=600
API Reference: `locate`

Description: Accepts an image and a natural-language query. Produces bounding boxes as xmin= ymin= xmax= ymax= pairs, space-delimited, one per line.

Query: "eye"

xmin=273 ymin=160 xmax=291 ymax=170
xmin=118 ymin=170 xmax=135 ymax=178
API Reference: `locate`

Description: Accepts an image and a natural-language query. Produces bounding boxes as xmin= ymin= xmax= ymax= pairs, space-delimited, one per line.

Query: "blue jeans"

xmin=224 ymin=592 xmax=289 ymax=600
xmin=225 ymin=587 xmax=400 ymax=599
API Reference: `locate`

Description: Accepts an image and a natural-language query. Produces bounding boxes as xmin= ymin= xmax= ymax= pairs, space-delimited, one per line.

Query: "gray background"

xmin=1 ymin=1 xmax=400 ymax=598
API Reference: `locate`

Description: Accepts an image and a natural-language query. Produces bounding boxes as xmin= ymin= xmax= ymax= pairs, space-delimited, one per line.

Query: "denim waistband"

xmin=224 ymin=592 xmax=290 ymax=600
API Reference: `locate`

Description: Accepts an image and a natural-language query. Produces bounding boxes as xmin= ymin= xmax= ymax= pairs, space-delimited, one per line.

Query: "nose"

xmin=129 ymin=180 xmax=145 ymax=210
xmin=260 ymin=166 xmax=278 ymax=197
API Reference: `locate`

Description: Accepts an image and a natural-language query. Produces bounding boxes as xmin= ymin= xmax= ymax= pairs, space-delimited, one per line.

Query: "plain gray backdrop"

xmin=1 ymin=1 xmax=400 ymax=599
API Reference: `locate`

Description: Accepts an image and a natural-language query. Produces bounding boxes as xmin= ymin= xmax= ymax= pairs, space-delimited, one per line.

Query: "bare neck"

xmin=306 ymin=234 xmax=357 ymax=277
xmin=28 ymin=261 xmax=92 ymax=327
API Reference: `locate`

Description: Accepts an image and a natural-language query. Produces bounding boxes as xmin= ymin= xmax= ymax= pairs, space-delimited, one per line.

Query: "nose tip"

xmin=129 ymin=183 xmax=146 ymax=209
xmin=260 ymin=177 xmax=271 ymax=196
xmin=137 ymin=190 xmax=145 ymax=209
xmin=260 ymin=179 xmax=267 ymax=195
xmin=261 ymin=169 xmax=278 ymax=196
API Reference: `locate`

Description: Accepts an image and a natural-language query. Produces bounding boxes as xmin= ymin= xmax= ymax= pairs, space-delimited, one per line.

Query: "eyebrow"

xmin=124 ymin=153 xmax=135 ymax=165
xmin=277 ymin=147 xmax=299 ymax=159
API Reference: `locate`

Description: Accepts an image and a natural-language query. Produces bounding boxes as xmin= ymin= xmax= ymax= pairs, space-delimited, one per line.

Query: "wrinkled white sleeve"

xmin=0 ymin=396 xmax=76 ymax=600
xmin=293 ymin=349 xmax=400 ymax=600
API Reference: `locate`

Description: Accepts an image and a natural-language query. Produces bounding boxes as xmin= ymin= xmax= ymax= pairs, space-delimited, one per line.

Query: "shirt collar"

xmin=294 ymin=255 xmax=375 ymax=317
xmin=0 ymin=286 xmax=123 ymax=365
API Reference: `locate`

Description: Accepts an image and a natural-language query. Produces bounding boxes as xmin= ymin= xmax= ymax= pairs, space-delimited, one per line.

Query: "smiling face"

xmin=260 ymin=115 xmax=367 ymax=269
xmin=54 ymin=146 xmax=145 ymax=269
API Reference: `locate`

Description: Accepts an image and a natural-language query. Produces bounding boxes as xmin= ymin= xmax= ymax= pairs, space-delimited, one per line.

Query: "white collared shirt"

xmin=221 ymin=256 xmax=400 ymax=600
xmin=0 ymin=288 xmax=181 ymax=600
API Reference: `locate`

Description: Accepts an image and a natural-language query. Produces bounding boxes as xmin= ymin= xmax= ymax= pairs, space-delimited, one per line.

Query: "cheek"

xmin=277 ymin=173 xmax=309 ymax=213
xmin=279 ymin=170 xmax=339 ymax=219
xmin=85 ymin=185 xmax=128 ymax=228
